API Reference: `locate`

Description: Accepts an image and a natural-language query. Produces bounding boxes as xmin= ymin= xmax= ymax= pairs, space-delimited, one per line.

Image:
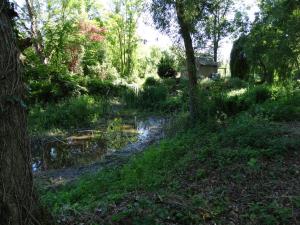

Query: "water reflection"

xmin=31 ymin=117 xmax=165 ymax=172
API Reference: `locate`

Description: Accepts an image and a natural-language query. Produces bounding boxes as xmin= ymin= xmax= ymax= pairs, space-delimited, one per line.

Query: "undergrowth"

xmin=40 ymin=79 xmax=300 ymax=224
xmin=42 ymin=116 xmax=300 ymax=224
xmin=29 ymin=95 xmax=109 ymax=133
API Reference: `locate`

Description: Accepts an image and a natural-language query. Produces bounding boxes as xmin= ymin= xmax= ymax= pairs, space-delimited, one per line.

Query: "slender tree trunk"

xmin=213 ymin=40 xmax=218 ymax=63
xmin=175 ymin=0 xmax=199 ymax=121
xmin=25 ymin=0 xmax=45 ymax=63
xmin=0 ymin=1 xmax=52 ymax=224
xmin=258 ymin=58 xmax=273 ymax=83
xmin=213 ymin=14 xmax=218 ymax=63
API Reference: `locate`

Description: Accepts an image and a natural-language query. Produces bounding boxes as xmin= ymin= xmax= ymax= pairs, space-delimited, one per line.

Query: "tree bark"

xmin=213 ymin=39 xmax=218 ymax=63
xmin=0 ymin=1 xmax=52 ymax=224
xmin=213 ymin=14 xmax=218 ymax=63
xmin=175 ymin=0 xmax=199 ymax=121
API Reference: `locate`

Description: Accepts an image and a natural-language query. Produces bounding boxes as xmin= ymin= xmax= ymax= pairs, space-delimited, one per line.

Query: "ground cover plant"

xmin=40 ymin=81 xmax=300 ymax=225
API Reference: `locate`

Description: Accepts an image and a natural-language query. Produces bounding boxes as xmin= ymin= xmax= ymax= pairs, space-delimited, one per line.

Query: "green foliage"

xmin=230 ymin=35 xmax=250 ymax=80
xmin=29 ymin=96 xmax=106 ymax=133
xmin=165 ymin=112 xmax=191 ymax=137
xmin=83 ymin=61 xmax=119 ymax=80
xmin=200 ymin=77 xmax=247 ymax=92
xmin=220 ymin=114 xmax=281 ymax=150
xmin=160 ymin=96 xmax=182 ymax=112
xmin=25 ymin=64 xmax=87 ymax=104
xmin=86 ymin=78 xmax=124 ymax=97
xmin=105 ymin=0 xmax=143 ymax=78
xmin=41 ymin=108 xmax=300 ymax=224
xmin=244 ymin=85 xmax=271 ymax=104
xmin=202 ymin=0 xmax=235 ymax=61
xmin=255 ymin=91 xmax=300 ymax=121
xmin=143 ymin=77 xmax=159 ymax=87
xmin=137 ymin=85 xmax=168 ymax=110
xmin=157 ymin=52 xmax=177 ymax=79
xmin=246 ymin=202 xmax=293 ymax=225
xmin=25 ymin=62 xmax=127 ymax=104
xmin=122 ymin=78 xmax=184 ymax=113
xmin=198 ymin=82 xmax=272 ymax=118
xmin=122 ymin=88 xmax=138 ymax=108
xmin=232 ymin=0 xmax=300 ymax=82
xmin=136 ymin=46 xmax=164 ymax=78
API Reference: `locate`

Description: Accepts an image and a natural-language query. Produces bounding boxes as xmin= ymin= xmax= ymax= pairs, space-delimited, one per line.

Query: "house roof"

xmin=196 ymin=57 xmax=218 ymax=67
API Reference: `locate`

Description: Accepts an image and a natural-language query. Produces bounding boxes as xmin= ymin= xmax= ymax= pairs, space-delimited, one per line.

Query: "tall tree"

xmin=151 ymin=0 xmax=206 ymax=120
xmin=175 ymin=0 xmax=199 ymax=120
xmin=232 ymin=0 xmax=300 ymax=83
xmin=204 ymin=0 xmax=233 ymax=62
xmin=230 ymin=35 xmax=249 ymax=80
xmin=0 ymin=1 xmax=52 ymax=224
xmin=25 ymin=0 xmax=45 ymax=63
xmin=106 ymin=0 xmax=143 ymax=78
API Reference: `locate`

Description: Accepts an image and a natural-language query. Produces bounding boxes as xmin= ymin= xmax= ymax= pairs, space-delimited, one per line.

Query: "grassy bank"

xmin=40 ymin=79 xmax=300 ymax=225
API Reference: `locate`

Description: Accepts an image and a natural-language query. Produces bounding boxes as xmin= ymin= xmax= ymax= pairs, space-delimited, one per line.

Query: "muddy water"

xmin=31 ymin=117 xmax=165 ymax=172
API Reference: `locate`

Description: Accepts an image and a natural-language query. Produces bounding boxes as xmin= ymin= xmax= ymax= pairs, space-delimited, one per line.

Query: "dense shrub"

xmin=243 ymin=85 xmax=271 ymax=104
xmin=220 ymin=115 xmax=281 ymax=149
xmin=143 ymin=77 xmax=160 ymax=87
xmin=29 ymin=96 xmax=106 ymax=132
xmin=230 ymin=35 xmax=250 ymax=80
xmin=197 ymin=84 xmax=272 ymax=119
xmin=122 ymin=88 xmax=138 ymax=108
xmin=26 ymin=65 xmax=87 ymax=104
xmin=160 ymin=96 xmax=182 ymax=113
xmin=200 ymin=77 xmax=247 ymax=92
xmin=25 ymin=61 xmax=126 ymax=104
xmin=137 ymin=85 xmax=168 ymax=110
xmin=255 ymin=91 xmax=300 ymax=121
xmin=86 ymin=78 xmax=124 ymax=97
xmin=157 ymin=52 xmax=177 ymax=79
xmin=123 ymin=81 xmax=181 ymax=112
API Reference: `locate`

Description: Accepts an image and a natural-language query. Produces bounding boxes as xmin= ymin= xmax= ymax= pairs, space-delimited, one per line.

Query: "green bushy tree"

xmin=157 ymin=52 xmax=177 ymax=79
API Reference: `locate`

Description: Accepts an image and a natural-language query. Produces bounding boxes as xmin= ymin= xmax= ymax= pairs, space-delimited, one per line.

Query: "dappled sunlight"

xmin=227 ymin=88 xmax=247 ymax=97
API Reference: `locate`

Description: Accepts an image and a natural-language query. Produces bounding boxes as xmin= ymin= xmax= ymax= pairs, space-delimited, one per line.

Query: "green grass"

xmin=41 ymin=114 xmax=300 ymax=224
xmin=39 ymin=80 xmax=300 ymax=224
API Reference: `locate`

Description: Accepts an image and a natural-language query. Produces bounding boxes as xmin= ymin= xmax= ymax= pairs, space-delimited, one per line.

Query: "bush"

xmin=200 ymin=77 xmax=247 ymax=93
xmin=83 ymin=61 xmax=118 ymax=81
xmin=137 ymin=85 xmax=168 ymax=110
xmin=160 ymin=96 xmax=182 ymax=113
xmin=86 ymin=78 xmax=123 ymax=97
xmin=26 ymin=66 xmax=87 ymax=104
xmin=29 ymin=96 xmax=106 ymax=133
xmin=122 ymin=80 xmax=182 ymax=112
xmin=143 ymin=77 xmax=160 ymax=87
xmin=157 ymin=52 xmax=177 ymax=79
xmin=216 ymin=95 xmax=242 ymax=116
xmin=243 ymin=85 xmax=271 ymax=104
xmin=122 ymin=88 xmax=138 ymax=108
xmin=255 ymin=91 xmax=300 ymax=121
xmin=220 ymin=114 xmax=280 ymax=149
xmin=196 ymin=84 xmax=272 ymax=119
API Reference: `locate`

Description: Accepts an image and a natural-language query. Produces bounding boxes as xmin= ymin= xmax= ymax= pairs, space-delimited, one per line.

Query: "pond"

xmin=31 ymin=117 xmax=166 ymax=172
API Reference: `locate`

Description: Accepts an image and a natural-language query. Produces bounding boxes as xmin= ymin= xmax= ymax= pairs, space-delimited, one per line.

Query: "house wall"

xmin=197 ymin=65 xmax=218 ymax=78
xmin=180 ymin=65 xmax=218 ymax=79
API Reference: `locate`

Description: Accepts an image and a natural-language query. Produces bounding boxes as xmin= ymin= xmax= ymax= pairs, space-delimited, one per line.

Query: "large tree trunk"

xmin=175 ymin=0 xmax=199 ymax=121
xmin=0 ymin=1 xmax=52 ymax=224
